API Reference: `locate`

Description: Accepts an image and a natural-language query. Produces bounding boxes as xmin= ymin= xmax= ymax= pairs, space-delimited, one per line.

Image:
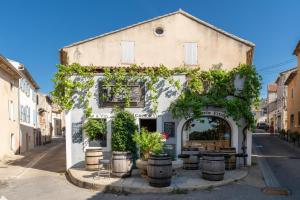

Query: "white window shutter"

xmin=121 ymin=41 xmax=134 ymax=63
xmin=184 ymin=43 xmax=198 ymax=65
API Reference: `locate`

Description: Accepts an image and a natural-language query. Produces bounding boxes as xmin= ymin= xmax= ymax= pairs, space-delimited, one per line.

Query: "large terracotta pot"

xmin=136 ymin=159 xmax=148 ymax=178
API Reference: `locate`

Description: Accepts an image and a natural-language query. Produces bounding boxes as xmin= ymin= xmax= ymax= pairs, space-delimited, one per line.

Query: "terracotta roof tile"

xmin=267 ymin=84 xmax=278 ymax=92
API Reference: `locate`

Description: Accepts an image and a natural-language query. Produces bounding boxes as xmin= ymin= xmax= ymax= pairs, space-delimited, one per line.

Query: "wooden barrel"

xmin=182 ymin=147 xmax=199 ymax=170
xmin=85 ymin=148 xmax=103 ymax=171
xmin=147 ymin=154 xmax=172 ymax=187
xmin=220 ymin=148 xmax=236 ymax=170
xmin=202 ymin=152 xmax=225 ymax=181
xmin=112 ymin=151 xmax=132 ymax=178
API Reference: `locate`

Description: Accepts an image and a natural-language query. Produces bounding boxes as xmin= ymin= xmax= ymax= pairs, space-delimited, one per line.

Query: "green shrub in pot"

xmin=83 ymin=118 xmax=106 ymax=141
xmin=133 ymin=128 xmax=163 ymax=161
xmin=111 ymin=108 xmax=137 ymax=177
xmin=83 ymin=118 xmax=106 ymax=170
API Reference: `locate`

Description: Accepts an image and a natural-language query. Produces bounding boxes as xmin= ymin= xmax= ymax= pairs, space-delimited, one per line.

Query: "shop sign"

xmin=200 ymin=111 xmax=227 ymax=119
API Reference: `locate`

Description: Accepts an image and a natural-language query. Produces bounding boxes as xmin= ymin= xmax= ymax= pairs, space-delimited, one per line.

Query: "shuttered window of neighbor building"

xmin=121 ymin=41 xmax=134 ymax=63
xmin=291 ymin=114 xmax=294 ymax=128
xmin=184 ymin=42 xmax=198 ymax=65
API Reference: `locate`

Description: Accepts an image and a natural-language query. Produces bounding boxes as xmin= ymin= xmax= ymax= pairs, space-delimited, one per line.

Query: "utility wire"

xmin=256 ymin=58 xmax=296 ymax=72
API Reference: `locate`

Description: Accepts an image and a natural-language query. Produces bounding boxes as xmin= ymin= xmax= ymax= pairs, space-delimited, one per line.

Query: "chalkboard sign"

xmin=164 ymin=122 xmax=175 ymax=137
xmin=72 ymin=122 xmax=83 ymax=143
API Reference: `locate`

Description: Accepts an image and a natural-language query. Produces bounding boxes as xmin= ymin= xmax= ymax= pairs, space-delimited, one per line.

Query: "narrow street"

xmin=0 ymin=136 xmax=294 ymax=200
xmin=253 ymin=134 xmax=300 ymax=199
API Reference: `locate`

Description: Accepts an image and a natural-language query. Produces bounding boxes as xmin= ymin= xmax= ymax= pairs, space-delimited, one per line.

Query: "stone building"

xmin=60 ymin=9 xmax=255 ymax=169
xmin=51 ymin=104 xmax=64 ymax=137
xmin=0 ymin=55 xmax=21 ymax=160
xmin=37 ymin=93 xmax=53 ymax=144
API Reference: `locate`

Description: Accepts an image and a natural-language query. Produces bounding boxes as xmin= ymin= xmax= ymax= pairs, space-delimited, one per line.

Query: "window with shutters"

xmin=184 ymin=42 xmax=198 ymax=65
xmin=291 ymin=114 xmax=295 ymax=128
xmin=121 ymin=41 xmax=134 ymax=64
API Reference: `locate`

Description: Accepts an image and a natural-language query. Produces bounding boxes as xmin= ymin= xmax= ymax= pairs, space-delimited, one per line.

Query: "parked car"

xmin=257 ymin=122 xmax=269 ymax=131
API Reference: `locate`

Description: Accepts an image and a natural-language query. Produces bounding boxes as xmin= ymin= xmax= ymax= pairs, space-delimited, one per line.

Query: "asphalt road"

xmin=253 ymin=134 xmax=300 ymax=199
xmin=0 ymin=136 xmax=294 ymax=200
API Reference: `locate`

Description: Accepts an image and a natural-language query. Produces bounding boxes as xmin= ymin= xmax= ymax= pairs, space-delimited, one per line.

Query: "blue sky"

xmin=1 ymin=0 xmax=299 ymax=97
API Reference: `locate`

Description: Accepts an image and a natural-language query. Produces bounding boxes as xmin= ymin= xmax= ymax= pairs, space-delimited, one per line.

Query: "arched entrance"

xmin=182 ymin=116 xmax=231 ymax=150
xmin=176 ymin=111 xmax=239 ymax=157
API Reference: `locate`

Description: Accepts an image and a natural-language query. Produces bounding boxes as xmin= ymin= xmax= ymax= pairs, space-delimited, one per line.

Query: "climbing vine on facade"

xmin=51 ymin=63 xmax=261 ymax=128
xmin=51 ymin=63 xmax=95 ymax=117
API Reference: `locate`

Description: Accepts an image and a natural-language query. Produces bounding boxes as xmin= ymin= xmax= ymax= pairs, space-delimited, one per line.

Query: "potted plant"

xmin=111 ymin=108 xmax=137 ymax=177
xmin=83 ymin=118 xmax=106 ymax=171
xmin=133 ymin=128 xmax=163 ymax=177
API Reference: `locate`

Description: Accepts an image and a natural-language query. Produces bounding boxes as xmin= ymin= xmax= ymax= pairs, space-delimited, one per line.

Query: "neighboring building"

xmin=285 ymin=40 xmax=300 ymax=132
xmin=252 ymin=98 xmax=267 ymax=124
xmin=9 ymin=59 xmax=39 ymax=153
xmin=274 ymin=68 xmax=297 ymax=131
xmin=267 ymin=84 xmax=278 ymax=132
xmin=0 ymin=55 xmax=21 ymax=160
xmin=61 ymin=9 xmax=255 ymax=169
xmin=37 ymin=93 xmax=53 ymax=144
xmin=51 ymin=104 xmax=64 ymax=137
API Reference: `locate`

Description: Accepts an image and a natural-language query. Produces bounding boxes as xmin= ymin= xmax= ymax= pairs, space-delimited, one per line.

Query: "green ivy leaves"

xmin=52 ymin=63 xmax=261 ymax=128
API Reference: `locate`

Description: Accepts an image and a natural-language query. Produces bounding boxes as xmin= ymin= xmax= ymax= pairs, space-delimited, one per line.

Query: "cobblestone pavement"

xmin=0 ymin=136 xmax=294 ymax=200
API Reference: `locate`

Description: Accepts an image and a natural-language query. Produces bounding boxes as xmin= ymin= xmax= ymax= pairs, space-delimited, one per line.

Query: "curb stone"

xmin=67 ymin=168 xmax=248 ymax=194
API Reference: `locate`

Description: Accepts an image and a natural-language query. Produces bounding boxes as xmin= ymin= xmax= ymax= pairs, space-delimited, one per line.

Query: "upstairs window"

xmin=121 ymin=41 xmax=134 ymax=63
xmin=184 ymin=42 xmax=198 ymax=65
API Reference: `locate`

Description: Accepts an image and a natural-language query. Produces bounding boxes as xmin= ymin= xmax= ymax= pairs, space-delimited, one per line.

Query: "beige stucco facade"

xmin=286 ymin=41 xmax=300 ymax=132
xmin=0 ymin=55 xmax=21 ymax=160
xmin=62 ymin=10 xmax=253 ymax=70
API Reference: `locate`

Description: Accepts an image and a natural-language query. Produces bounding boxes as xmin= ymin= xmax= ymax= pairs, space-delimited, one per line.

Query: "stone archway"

xmin=176 ymin=111 xmax=239 ymax=157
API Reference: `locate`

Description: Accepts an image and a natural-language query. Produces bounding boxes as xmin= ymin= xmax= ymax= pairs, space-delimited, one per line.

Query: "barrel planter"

xmin=85 ymin=148 xmax=103 ymax=171
xmin=111 ymin=151 xmax=133 ymax=178
xmin=202 ymin=152 xmax=225 ymax=181
xmin=147 ymin=154 xmax=172 ymax=187
xmin=181 ymin=147 xmax=199 ymax=170
xmin=220 ymin=148 xmax=236 ymax=170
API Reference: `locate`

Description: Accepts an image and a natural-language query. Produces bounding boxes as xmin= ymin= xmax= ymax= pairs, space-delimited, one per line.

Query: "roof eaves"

xmin=293 ymin=41 xmax=300 ymax=55
xmin=284 ymin=71 xmax=297 ymax=85
xmin=0 ymin=54 xmax=22 ymax=79
xmin=19 ymin=67 xmax=40 ymax=89
xmin=62 ymin=9 xmax=255 ymax=49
